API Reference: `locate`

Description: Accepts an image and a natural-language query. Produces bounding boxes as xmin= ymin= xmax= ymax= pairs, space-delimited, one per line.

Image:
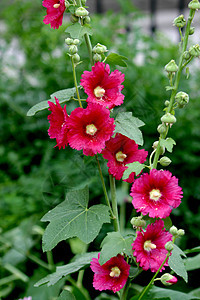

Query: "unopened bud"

xmin=173 ymin=15 xmax=186 ymax=28
xmin=189 ymin=27 xmax=195 ymax=35
xmin=165 ymin=241 xmax=174 ymax=252
xmin=161 ymin=113 xmax=177 ymax=125
xmin=72 ymin=53 xmax=80 ymax=63
xmin=169 ymin=225 xmax=178 ymax=236
xmin=160 ymin=273 xmax=178 ymax=286
xmin=73 ymin=39 xmax=80 ymax=45
xmin=70 ymin=14 xmax=79 ymax=23
xmin=165 ymin=60 xmax=178 ymax=73
xmin=65 ymin=0 xmax=70 ymax=8
xmin=175 ymin=91 xmax=189 ymax=108
xmin=65 ymin=38 xmax=73 ymax=45
xmin=165 ymin=100 xmax=170 ymax=106
xmin=177 ymin=229 xmax=185 ymax=236
xmin=159 ymin=156 xmax=172 ymax=166
xmin=189 ymin=44 xmax=200 ymax=57
xmin=93 ymin=43 xmax=108 ymax=54
xmin=83 ymin=16 xmax=91 ymax=24
xmin=188 ymin=0 xmax=200 ymax=10
xmin=81 ymin=0 xmax=87 ymax=5
xmin=183 ymin=51 xmax=191 ymax=60
xmin=130 ymin=217 xmax=146 ymax=228
xmin=75 ymin=7 xmax=89 ymax=17
xmin=152 ymin=141 xmax=165 ymax=155
xmin=93 ymin=53 xmax=102 ymax=62
xmin=157 ymin=123 xmax=167 ymax=134
xmin=69 ymin=45 xmax=78 ymax=55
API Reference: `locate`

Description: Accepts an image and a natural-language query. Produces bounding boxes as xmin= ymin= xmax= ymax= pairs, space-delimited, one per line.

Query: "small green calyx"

xmin=189 ymin=44 xmax=200 ymax=57
xmin=188 ymin=0 xmax=200 ymax=10
xmin=173 ymin=14 xmax=186 ymax=28
xmin=72 ymin=53 xmax=80 ymax=64
xmin=177 ymin=229 xmax=185 ymax=236
xmin=157 ymin=123 xmax=167 ymax=134
xmin=165 ymin=241 xmax=174 ymax=252
xmin=65 ymin=38 xmax=74 ymax=45
xmin=159 ymin=156 xmax=172 ymax=166
xmin=130 ymin=216 xmax=146 ymax=228
xmin=183 ymin=51 xmax=191 ymax=60
xmin=69 ymin=45 xmax=78 ymax=55
xmin=169 ymin=225 xmax=178 ymax=236
xmin=189 ymin=27 xmax=195 ymax=35
xmin=175 ymin=91 xmax=189 ymax=108
xmin=93 ymin=43 xmax=108 ymax=54
xmin=83 ymin=16 xmax=91 ymax=24
xmin=93 ymin=53 xmax=102 ymax=62
xmin=161 ymin=113 xmax=177 ymax=125
xmin=165 ymin=60 xmax=178 ymax=73
xmin=75 ymin=7 xmax=89 ymax=17
xmin=160 ymin=273 xmax=176 ymax=286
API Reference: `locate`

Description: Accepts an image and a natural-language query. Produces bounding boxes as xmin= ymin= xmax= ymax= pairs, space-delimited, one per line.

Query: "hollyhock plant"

xmin=42 ymin=0 xmax=66 ymax=29
xmin=90 ymin=253 xmax=130 ymax=293
xmin=48 ymin=97 xmax=69 ymax=149
xmin=132 ymin=220 xmax=173 ymax=272
xmin=80 ymin=62 xmax=125 ymax=109
xmin=67 ymin=103 xmax=115 ymax=156
xmin=102 ymin=133 xmax=148 ymax=183
xmin=130 ymin=169 xmax=183 ymax=218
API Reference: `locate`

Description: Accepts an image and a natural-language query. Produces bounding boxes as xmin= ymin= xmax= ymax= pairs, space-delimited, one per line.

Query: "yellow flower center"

xmin=94 ymin=86 xmax=106 ymax=98
xmin=149 ymin=189 xmax=162 ymax=201
xmin=115 ymin=151 xmax=127 ymax=162
xmin=86 ymin=124 xmax=97 ymax=136
xmin=53 ymin=3 xmax=60 ymax=8
xmin=109 ymin=266 xmax=121 ymax=278
xmin=144 ymin=240 xmax=157 ymax=252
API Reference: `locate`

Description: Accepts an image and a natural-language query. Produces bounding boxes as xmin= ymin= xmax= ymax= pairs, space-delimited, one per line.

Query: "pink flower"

xmin=80 ymin=62 xmax=125 ymax=109
xmin=19 ymin=297 xmax=32 ymax=300
xmin=130 ymin=169 xmax=183 ymax=219
xmin=43 ymin=0 xmax=66 ymax=29
xmin=160 ymin=273 xmax=178 ymax=286
xmin=132 ymin=220 xmax=173 ymax=272
xmin=48 ymin=97 xmax=69 ymax=149
xmin=90 ymin=253 xmax=130 ymax=293
xmin=67 ymin=103 xmax=115 ymax=156
xmin=102 ymin=133 xmax=148 ymax=182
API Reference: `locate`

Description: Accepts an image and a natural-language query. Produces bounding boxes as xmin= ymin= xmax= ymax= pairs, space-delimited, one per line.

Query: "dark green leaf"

xmin=42 ymin=186 xmax=110 ymax=251
xmin=163 ymin=216 xmax=172 ymax=230
xmin=184 ymin=253 xmax=200 ymax=271
xmin=99 ymin=232 xmax=133 ymax=265
xmin=143 ymin=286 xmax=199 ymax=300
xmin=184 ymin=246 xmax=200 ymax=254
xmin=122 ymin=162 xmax=145 ymax=180
xmin=57 ymin=290 xmax=76 ymax=300
xmin=65 ymin=23 xmax=93 ymax=39
xmin=105 ymin=53 xmax=128 ymax=67
xmin=35 ymin=252 xmax=98 ymax=287
xmin=115 ymin=112 xmax=145 ymax=146
xmin=160 ymin=138 xmax=176 ymax=153
xmin=165 ymin=85 xmax=175 ymax=91
xmin=27 ymin=87 xmax=76 ymax=116
xmin=168 ymin=244 xmax=188 ymax=282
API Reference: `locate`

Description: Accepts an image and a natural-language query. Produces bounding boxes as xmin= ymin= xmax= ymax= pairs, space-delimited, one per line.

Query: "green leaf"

xmin=163 ymin=216 xmax=172 ymax=230
xmin=165 ymin=85 xmax=175 ymax=91
xmin=122 ymin=162 xmax=145 ymax=180
xmin=143 ymin=286 xmax=199 ymax=300
xmin=168 ymin=244 xmax=188 ymax=282
xmin=57 ymin=290 xmax=76 ymax=300
xmin=105 ymin=53 xmax=128 ymax=67
xmin=160 ymin=138 xmax=176 ymax=153
xmin=184 ymin=253 xmax=200 ymax=271
xmin=65 ymin=23 xmax=93 ymax=39
xmin=99 ymin=232 xmax=133 ymax=265
xmin=35 ymin=252 xmax=98 ymax=287
xmin=184 ymin=246 xmax=200 ymax=254
xmin=115 ymin=112 xmax=145 ymax=146
xmin=27 ymin=87 xmax=76 ymax=116
xmin=41 ymin=186 xmax=110 ymax=251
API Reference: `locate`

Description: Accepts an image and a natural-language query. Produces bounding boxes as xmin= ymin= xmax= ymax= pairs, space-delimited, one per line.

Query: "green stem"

xmin=84 ymin=33 xmax=94 ymax=65
xmin=96 ymin=155 xmax=114 ymax=219
xmin=120 ymin=278 xmax=130 ymax=300
xmin=71 ymin=56 xmax=83 ymax=108
xmin=137 ymin=253 xmax=170 ymax=300
xmin=0 ymin=275 xmax=18 ymax=286
xmin=109 ymin=175 xmax=120 ymax=232
xmin=46 ymin=251 xmax=55 ymax=271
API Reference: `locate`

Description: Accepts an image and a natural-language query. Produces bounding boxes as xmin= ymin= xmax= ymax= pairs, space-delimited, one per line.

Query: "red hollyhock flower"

xmin=132 ymin=220 xmax=173 ymax=272
xmin=80 ymin=62 xmax=125 ymax=109
xmin=67 ymin=103 xmax=115 ymax=156
xmin=102 ymin=133 xmax=148 ymax=182
xmin=43 ymin=0 xmax=66 ymax=29
xmin=48 ymin=97 xmax=69 ymax=149
xmin=130 ymin=169 xmax=183 ymax=218
xmin=90 ymin=253 xmax=130 ymax=293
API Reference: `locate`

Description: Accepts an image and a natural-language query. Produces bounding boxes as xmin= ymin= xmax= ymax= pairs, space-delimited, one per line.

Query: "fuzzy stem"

xmin=109 ymin=175 xmax=120 ymax=232
xmin=71 ymin=56 xmax=83 ymax=108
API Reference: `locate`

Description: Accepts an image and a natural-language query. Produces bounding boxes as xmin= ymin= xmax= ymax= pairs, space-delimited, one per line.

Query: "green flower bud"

xmin=73 ymin=39 xmax=80 ymax=45
xmin=177 ymin=229 xmax=185 ymax=236
xmin=93 ymin=53 xmax=102 ymax=62
xmin=160 ymin=273 xmax=178 ymax=286
xmin=65 ymin=0 xmax=70 ymax=8
xmin=130 ymin=216 xmax=146 ymax=228
xmin=157 ymin=123 xmax=167 ymax=134
xmin=83 ymin=16 xmax=91 ymax=24
xmin=175 ymin=91 xmax=189 ymax=108
xmin=93 ymin=43 xmax=107 ymax=54
xmin=69 ymin=45 xmax=78 ymax=55
xmin=173 ymin=15 xmax=186 ymax=28
xmin=169 ymin=225 xmax=178 ymax=236
xmin=70 ymin=14 xmax=79 ymax=23
xmin=72 ymin=53 xmax=80 ymax=63
xmin=165 ymin=241 xmax=174 ymax=252
xmin=189 ymin=27 xmax=195 ymax=35
xmin=81 ymin=0 xmax=87 ymax=5
xmin=188 ymin=0 xmax=200 ymax=10
xmin=189 ymin=44 xmax=200 ymax=57
xmin=161 ymin=113 xmax=177 ymax=125
xmin=165 ymin=100 xmax=170 ymax=106
xmin=65 ymin=38 xmax=74 ymax=45
xmin=165 ymin=60 xmax=178 ymax=73
xmin=152 ymin=141 xmax=165 ymax=155
xmin=75 ymin=6 xmax=89 ymax=17
xmin=183 ymin=51 xmax=191 ymax=60
xmin=159 ymin=156 xmax=172 ymax=166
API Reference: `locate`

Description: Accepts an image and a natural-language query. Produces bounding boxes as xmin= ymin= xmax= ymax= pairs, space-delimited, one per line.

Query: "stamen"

xmin=109 ymin=266 xmax=121 ymax=278
xmin=86 ymin=124 xmax=98 ymax=136
xmin=144 ymin=240 xmax=157 ymax=251
xmin=53 ymin=3 xmax=60 ymax=8
xmin=94 ymin=86 xmax=106 ymax=98
xmin=149 ymin=189 xmax=162 ymax=201
xmin=116 ymin=151 xmax=127 ymax=162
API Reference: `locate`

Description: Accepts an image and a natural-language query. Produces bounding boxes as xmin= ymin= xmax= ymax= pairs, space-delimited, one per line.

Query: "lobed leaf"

xmin=41 ymin=186 xmax=110 ymax=251
xmin=57 ymin=290 xmax=76 ymax=300
xmin=122 ymin=161 xmax=145 ymax=180
xmin=184 ymin=253 xmax=200 ymax=271
xmin=144 ymin=286 xmax=199 ymax=300
xmin=160 ymin=137 xmax=176 ymax=153
xmin=65 ymin=23 xmax=93 ymax=39
xmin=105 ymin=52 xmax=128 ymax=67
xmin=168 ymin=244 xmax=188 ymax=283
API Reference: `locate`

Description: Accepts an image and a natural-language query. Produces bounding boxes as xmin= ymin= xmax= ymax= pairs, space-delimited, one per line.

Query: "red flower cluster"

xmin=43 ymin=0 xmax=66 ymax=29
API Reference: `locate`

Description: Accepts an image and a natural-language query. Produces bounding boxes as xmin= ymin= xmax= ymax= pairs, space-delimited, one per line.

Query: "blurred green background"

xmin=0 ymin=0 xmax=200 ymax=299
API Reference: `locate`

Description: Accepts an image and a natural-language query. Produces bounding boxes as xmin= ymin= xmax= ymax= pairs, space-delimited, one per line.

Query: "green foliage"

xmin=160 ymin=138 xmax=176 ymax=153
xmin=168 ymin=244 xmax=188 ymax=283
xmin=57 ymin=290 xmax=76 ymax=300
xmin=65 ymin=23 xmax=93 ymax=39
xmin=105 ymin=53 xmax=128 ymax=67
xmin=123 ymin=162 xmax=145 ymax=180
xmin=184 ymin=253 xmax=200 ymax=271
xmin=143 ymin=286 xmax=199 ymax=300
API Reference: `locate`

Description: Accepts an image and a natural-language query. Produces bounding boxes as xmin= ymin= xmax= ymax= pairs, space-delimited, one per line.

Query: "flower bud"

xmin=173 ymin=15 xmax=186 ymax=28
xmin=161 ymin=113 xmax=177 ymax=125
xmin=70 ymin=14 xmax=79 ymax=23
xmin=152 ymin=141 xmax=165 ymax=155
xmin=175 ymin=91 xmax=189 ymax=108
xmin=65 ymin=38 xmax=73 ymax=45
xmin=165 ymin=100 xmax=170 ymax=106
xmin=183 ymin=51 xmax=191 ymax=60
xmin=165 ymin=241 xmax=174 ymax=252
xmin=73 ymin=39 xmax=80 ymax=45
xmin=157 ymin=123 xmax=167 ymax=134
xmin=177 ymin=229 xmax=185 ymax=236
xmin=159 ymin=156 xmax=172 ymax=166
xmin=72 ymin=53 xmax=80 ymax=63
xmin=189 ymin=44 xmax=200 ymax=57
xmin=83 ymin=16 xmax=91 ymax=24
xmin=169 ymin=225 xmax=178 ymax=236
xmin=93 ymin=43 xmax=108 ymax=54
xmin=65 ymin=0 xmax=70 ymax=8
xmin=165 ymin=60 xmax=178 ymax=73
xmin=160 ymin=273 xmax=178 ymax=286
xmin=93 ymin=53 xmax=102 ymax=62
xmin=188 ymin=0 xmax=200 ymax=10
xmin=69 ymin=45 xmax=78 ymax=55
xmin=81 ymin=0 xmax=87 ymax=5
xmin=130 ymin=216 xmax=146 ymax=228
xmin=189 ymin=27 xmax=195 ymax=35
xmin=75 ymin=7 xmax=89 ymax=17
